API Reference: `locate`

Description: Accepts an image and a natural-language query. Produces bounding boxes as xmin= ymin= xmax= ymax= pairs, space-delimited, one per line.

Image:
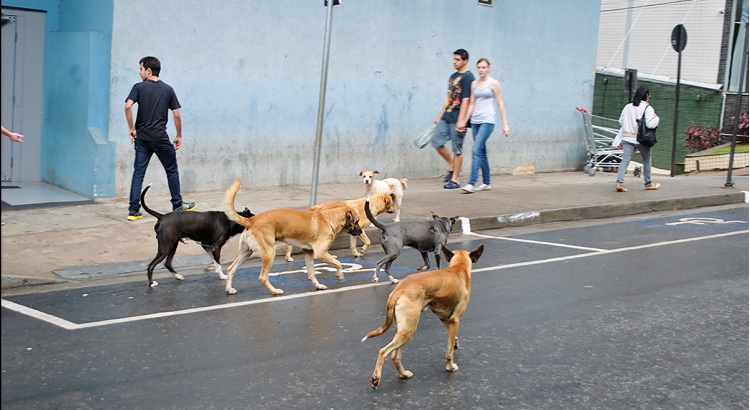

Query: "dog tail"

xmin=361 ymin=293 xmax=399 ymax=342
xmin=399 ymin=178 xmax=408 ymax=191
xmin=140 ymin=184 xmax=163 ymax=219
xmin=224 ymin=178 xmax=253 ymax=228
xmin=365 ymin=197 xmax=387 ymax=232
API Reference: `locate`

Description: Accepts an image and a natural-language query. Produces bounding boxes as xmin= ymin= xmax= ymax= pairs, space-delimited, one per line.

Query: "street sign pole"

xmin=670 ymin=24 xmax=687 ymax=178
xmin=310 ymin=0 xmax=337 ymax=207
xmin=725 ymin=21 xmax=748 ymax=188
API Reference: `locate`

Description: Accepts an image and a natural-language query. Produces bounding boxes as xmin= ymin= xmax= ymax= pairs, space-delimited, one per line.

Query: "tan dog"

xmin=362 ymin=244 xmax=484 ymax=389
xmin=284 ymin=194 xmax=395 ymax=262
xmin=224 ymin=178 xmax=363 ymax=295
xmin=359 ymin=170 xmax=408 ymax=221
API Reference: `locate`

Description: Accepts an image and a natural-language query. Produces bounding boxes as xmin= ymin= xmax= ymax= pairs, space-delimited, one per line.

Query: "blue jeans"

xmin=129 ymin=138 xmax=183 ymax=214
xmin=616 ymin=140 xmax=653 ymax=186
xmin=468 ymin=123 xmax=494 ymax=185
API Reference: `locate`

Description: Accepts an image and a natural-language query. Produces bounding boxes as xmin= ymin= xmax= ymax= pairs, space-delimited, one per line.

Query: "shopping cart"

xmin=577 ymin=107 xmax=624 ymax=176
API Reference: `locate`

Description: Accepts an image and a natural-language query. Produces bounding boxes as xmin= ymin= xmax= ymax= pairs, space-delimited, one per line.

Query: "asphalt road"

xmin=2 ymin=205 xmax=748 ymax=409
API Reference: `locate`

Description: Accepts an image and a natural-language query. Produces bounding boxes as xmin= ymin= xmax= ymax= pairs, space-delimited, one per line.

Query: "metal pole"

xmin=725 ymin=21 xmax=748 ymax=188
xmin=670 ymin=48 xmax=682 ymax=177
xmin=310 ymin=1 xmax=335 ymax=207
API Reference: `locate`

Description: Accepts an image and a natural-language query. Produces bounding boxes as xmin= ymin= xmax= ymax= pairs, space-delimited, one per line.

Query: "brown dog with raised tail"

xmin=224 ymin=178 xmax=363 ymax=295
xmin=362 ymin=244 xmax=484 ymax=389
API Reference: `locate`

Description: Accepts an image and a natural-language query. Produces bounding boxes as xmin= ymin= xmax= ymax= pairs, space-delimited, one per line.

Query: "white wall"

xmin=597 ymin=0 xmax=726 ymax=85
xmin=109 ymin=1 xmax=601 ymax=195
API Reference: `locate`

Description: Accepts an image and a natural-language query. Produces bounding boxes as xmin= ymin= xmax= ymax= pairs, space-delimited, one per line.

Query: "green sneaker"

xmin=174 ymin=202 xmax=196 ymax=212
xmin=127 ymin=212 xmax=143 ymax=221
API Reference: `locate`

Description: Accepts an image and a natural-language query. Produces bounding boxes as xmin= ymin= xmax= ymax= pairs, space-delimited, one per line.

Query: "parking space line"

xmin=1 ymin=299 xmax=80 ymax=330
xmin=474 ymin=229 xmax=748 ymax=273
xmin=3 ymin=229 xmax=747 ymax=330
xmin=2 ymin=281 xmax=396 ymax=331
xmin=467 ymin=232 xmax=605 ymax=252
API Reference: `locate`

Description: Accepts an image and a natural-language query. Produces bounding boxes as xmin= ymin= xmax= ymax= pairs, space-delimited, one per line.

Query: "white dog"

xmin=359 ymin=170 xmax=408 ymax=221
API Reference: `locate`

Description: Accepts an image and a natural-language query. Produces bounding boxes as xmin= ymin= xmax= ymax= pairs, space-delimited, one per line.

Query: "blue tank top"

xmin=470 ymin=82 xmax=496 ymax=124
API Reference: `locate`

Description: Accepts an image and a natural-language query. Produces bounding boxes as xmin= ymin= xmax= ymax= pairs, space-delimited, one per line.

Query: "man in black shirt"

xmin=125 ymin=56 xmax=195 ymax=221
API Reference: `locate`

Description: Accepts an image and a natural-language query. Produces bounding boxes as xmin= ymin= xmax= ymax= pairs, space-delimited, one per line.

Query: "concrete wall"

xmin=4 ymin=0 xmax=603 ymax=198
xmin=109 ymin=0 xmax=601 ymax=196
xmin=2 ymin=0 xmax=115 ymax=197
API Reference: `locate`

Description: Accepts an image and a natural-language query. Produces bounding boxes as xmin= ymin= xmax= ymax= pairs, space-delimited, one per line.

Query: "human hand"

xmin=129 ymin=129 xmax=137 ymax=143
xmin=7 ymin=131 xmax=23 ymax=143
xmin=173 ymin=135 xmax=183 ymax=150
xmin=503 ymin=124 xmax=510 ymax=137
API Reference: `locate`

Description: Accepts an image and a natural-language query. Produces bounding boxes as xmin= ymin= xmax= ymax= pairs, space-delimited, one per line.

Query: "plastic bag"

xmin=414 ymin=124 xmax=436 ymax=149
xmin=612 ymin=128 xmax=623 ymax=147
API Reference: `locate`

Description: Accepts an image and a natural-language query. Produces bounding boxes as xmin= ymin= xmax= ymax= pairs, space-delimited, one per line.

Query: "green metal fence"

xmin=592 ymin=73 xmax=724 ymax=172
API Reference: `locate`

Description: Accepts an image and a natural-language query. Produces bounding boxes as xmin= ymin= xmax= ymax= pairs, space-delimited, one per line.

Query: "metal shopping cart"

xmin=577 ymin=107 xmax=624 ymax=176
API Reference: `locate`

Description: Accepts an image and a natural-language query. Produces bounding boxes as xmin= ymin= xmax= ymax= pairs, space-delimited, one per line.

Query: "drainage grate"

xmin=1 ymin=186 xmax=21 ymax=189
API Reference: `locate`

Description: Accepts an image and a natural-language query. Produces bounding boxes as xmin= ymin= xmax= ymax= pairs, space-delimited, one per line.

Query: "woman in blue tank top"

xmin=457 ymin=58 xmax=510 ymax=193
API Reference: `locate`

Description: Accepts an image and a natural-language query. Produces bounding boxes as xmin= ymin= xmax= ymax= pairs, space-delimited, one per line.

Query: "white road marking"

xmin=467 ymin=232 xmax=605 ymax=252
xmin=3 ymin=229 xmax=747 ymax=330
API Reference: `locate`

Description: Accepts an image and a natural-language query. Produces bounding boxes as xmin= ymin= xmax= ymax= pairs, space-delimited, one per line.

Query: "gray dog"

xmin=365 ymin=198 xmax=458 ymax=283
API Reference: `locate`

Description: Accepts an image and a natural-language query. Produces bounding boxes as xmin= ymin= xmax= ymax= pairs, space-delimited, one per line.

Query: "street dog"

xmin=141 ymin=184 xmax=254 ymax=288
xmin=365 ymin=198 xmax=458 ymax=284
xmin=362 ymin=244 xmax=484 ymax=389
xmin=359 ymin=170 xmax=408 ymax=221
xmin=284 ymin=194 xmax=395 ymax=262
xmin=224 ymin=178 xmax=363 ymax=295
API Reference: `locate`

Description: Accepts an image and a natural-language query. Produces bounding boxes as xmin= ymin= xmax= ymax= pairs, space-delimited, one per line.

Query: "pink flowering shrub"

xmin=684 ymin=122 xmax=723 ymax=153
xmin=728 ymin=113 xmax=749 ymax=136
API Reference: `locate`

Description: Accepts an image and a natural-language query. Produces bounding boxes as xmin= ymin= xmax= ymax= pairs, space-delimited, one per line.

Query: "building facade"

xmin=1 ymin=1 xmax=601 ymax=198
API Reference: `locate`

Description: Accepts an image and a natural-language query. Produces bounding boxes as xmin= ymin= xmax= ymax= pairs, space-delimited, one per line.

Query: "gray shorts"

xmin=431 ymin=120 xmax=466 ymax=155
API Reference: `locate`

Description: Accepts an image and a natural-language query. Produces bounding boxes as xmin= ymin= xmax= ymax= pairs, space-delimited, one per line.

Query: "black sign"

xmin=624 ymin=69 xmax=637 ymax=93
xmin=671 ymin=24 xmax=687 ymax=52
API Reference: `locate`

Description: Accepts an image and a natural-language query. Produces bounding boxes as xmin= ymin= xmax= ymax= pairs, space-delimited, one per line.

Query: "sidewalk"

xmin=2 ymin=170 xmax=748 ymax=291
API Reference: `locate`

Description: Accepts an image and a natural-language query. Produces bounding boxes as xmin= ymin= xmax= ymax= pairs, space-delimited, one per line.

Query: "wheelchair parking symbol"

xmin=237 ymin=257 xmax=412 ymax=287
xmin=665 ymin=217 xmax=746 ymax=226
xmin=268 ymin=262 xmax=374 ymax=277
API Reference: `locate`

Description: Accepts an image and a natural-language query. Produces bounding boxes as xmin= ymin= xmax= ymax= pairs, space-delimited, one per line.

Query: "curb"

xmin=464 ymin=192 xmax=748 ymax=231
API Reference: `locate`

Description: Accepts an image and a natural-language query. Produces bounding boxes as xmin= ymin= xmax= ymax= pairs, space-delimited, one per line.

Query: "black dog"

xmin=141 ymin=184 xmax=254 ymax=287
xmin=365 ymin=198 xmax=458 ymax=284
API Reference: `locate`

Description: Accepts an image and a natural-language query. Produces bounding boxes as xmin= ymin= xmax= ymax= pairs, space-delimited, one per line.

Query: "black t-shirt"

xmin=126 ymin=80 xmax=181 ymax=141
xmin=441 ymin=70 xmax=475 ymax=124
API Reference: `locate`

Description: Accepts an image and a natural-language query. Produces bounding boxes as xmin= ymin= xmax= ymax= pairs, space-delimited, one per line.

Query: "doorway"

xmin=1 ymin=8 xmax=44 ymax=183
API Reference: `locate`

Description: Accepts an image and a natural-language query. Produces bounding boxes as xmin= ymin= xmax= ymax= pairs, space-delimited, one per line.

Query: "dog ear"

xmin=450 ymin=216 xmax=459 ymax=225
xmin=239 ymin=207 xmax=255 ymax=217
xmin=359 ymin=170 xmax=365 ymax=176
xmin=469 ymin=245 xmax=484 ymax=263
xmin=431 ymin=211 xmax=438 ymax=219
xmin=348 ymin=209 xmax=358 ymax=225
xmin=441 ymin=244 xmax=454 ymax=262
xmin=374 ymin=170 xmax=380 ymax=174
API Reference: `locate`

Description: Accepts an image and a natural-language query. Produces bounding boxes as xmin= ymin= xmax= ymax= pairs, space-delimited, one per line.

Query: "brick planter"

xmin=684 ymin=143 xmax=749 ymax=172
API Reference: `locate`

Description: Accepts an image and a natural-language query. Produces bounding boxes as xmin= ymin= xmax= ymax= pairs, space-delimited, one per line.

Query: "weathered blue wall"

xmin=109 ymin=0 xmax=601 ymax=196
xmin=3 ymin=0 xmax=114 ymax=197
xmin=4 ymin=0 xmax=601 ymax=198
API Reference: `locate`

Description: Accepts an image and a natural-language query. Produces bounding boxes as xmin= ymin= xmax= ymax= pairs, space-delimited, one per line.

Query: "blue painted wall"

xmin=2 ymin=0 xmax=113 ymax=197
xmin=4 ymin=0 xmax=601 ymax=198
